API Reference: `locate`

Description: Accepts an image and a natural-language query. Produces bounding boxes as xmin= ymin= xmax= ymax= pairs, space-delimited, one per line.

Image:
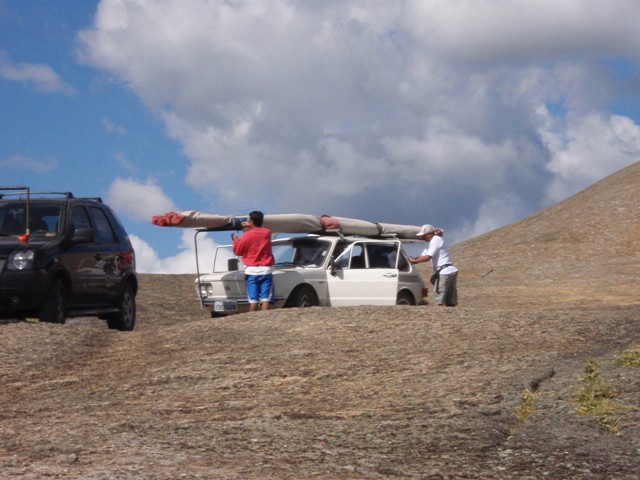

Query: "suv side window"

xmin=70 ymin=206 xmax=91 ymax=233
xmin=89 ymin=207 xmax=117 ymax=244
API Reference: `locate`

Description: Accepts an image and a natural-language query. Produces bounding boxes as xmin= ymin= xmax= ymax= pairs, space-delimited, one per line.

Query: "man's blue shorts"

xmin=246 ymin=274 xmax=274 ymax=303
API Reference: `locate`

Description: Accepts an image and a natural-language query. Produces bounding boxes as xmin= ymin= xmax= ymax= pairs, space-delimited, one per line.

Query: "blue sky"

xmin=2 ymin=0 xmax=639 ymax=273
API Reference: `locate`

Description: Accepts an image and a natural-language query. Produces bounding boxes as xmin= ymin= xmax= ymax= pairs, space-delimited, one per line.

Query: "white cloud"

xmin=453 ymin=192 xmax=529 ymax=244
xmin=131 ymin=229 xmax=217 ymax=274
xmin=106 ymin=177 xmax=177 ymax=223
xmin=402 ymin=0 xmax=640 ymax=65
xmin=0 ymin=155 xmax=58 ymax=173
xmin=382 ymin=124 xmax=521 ymax=185
xmin=539 ymin=109 xmax=640 ymax=203
xmin=0 ymin=50 xmax=75 ymax=95
xmin=79 ymin=0 xmax=640 ymax=261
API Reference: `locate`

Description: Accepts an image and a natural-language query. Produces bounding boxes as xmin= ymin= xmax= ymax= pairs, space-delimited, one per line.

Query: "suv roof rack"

xmin=0 ymin=187 xmax=104 ymax=202
xmin=0 ymin=187 xmax=74 ymax=200
xmin=0 ymin=186 xmax=29 ymax=198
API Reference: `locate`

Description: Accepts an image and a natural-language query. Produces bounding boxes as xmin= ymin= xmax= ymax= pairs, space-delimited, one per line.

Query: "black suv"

xmin=0 ymin=187 xmax=138 ymax=330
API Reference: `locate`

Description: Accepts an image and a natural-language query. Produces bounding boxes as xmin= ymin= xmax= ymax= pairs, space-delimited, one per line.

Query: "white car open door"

xmin=326 ymin=241 xmax=400 ymax=306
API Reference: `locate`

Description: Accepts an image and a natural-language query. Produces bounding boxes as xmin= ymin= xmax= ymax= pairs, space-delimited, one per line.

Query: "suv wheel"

xmin=39 ymin=279 xmax=66 ymax=324
xmin=106 ymin=285 xmax=136 ymax=331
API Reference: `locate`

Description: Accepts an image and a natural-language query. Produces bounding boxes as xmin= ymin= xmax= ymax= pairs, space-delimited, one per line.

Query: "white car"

xmin=195 ymin=233 xmax=428 ymax=316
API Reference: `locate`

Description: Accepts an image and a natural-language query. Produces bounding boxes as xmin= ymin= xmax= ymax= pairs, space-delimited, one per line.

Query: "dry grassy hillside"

xmin=1 ymin=163 xmax=639 ymax=479
xmin=453 ymin=161 xmax=640 ymax=307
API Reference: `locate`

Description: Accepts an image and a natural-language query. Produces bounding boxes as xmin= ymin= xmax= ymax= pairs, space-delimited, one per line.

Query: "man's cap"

xmin=417 ymin=224 xmax=436 ymax=237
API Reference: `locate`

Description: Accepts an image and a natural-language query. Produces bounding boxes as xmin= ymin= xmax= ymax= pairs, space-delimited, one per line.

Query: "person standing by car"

xmin=231 ymin=211 xmax=275 ymax=312
xmin=408 ymin=224 xmax=458 ymax=306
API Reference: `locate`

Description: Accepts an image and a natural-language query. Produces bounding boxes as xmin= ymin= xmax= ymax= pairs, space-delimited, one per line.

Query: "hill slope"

xmin=453 ymin=161 xmax=640 ymax=307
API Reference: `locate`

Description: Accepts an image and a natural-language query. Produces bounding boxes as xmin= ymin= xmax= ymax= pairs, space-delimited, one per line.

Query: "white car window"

xmin=335 ymin=243 xmax=366 ymax=269
xmin=366 ymin=244 xmax=397 ymax=268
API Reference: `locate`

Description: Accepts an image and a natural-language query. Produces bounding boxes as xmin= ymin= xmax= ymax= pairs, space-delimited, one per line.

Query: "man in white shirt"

xmin=409 ymin=224 xmax=458 ymax=306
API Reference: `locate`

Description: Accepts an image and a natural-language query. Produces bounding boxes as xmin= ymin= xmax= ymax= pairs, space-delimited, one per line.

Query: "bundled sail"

xmin=152 ymin=210 xmax=423 ymax=240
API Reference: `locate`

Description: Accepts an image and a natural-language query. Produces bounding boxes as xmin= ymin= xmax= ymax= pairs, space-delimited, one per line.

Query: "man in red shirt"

xmin=231 ymin=211 xmax=275 ymax=312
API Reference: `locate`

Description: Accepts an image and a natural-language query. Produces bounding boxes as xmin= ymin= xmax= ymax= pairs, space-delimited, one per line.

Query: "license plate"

xmin=214 ymin=300 xmax=238 ymax=312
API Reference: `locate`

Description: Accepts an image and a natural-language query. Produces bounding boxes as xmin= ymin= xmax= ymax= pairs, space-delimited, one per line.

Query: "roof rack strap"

xmin=320 ymin=215 xmax=341 ymax=232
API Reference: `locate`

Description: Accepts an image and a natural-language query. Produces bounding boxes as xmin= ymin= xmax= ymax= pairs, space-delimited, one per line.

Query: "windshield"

xmin=212 ymin=245 xmax=240 ymax=272
xmin=0 ymin=202 xmax=62 ymax=237
xmin=210 ymin=238 xmax=332 ymax=272
xmin=273 ymin=238 xmax=331 ymax=267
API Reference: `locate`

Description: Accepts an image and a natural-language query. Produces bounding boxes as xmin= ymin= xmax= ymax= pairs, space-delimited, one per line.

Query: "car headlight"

xmin=8 ymin=250 xmax=35 ymax=270
xmin=199 ymin=283 xmax=213 ymax=297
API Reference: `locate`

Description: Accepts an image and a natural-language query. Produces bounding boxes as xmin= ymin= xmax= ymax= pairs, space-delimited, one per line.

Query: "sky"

xmin=1 ymin=0 xmax=639 ymax=273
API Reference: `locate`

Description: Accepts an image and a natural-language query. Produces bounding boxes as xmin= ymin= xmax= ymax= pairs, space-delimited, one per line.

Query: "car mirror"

xmin=329 ymin=256 xmax=338 ymax=276
xmin=71 ymin=227 xmax=94 ymax=244
xmin=227 ymin=258 xmax=239 ymax=271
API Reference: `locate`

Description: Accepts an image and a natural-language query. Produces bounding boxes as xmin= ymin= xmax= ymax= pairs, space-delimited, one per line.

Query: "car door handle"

xmin=383 ymin=273 xmax=397 ymax=278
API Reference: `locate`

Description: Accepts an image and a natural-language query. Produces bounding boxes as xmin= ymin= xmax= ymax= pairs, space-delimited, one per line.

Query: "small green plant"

xmin=516 ymin=388 xmax=542 ymax=423
xmin=616 ymin=345 xmax=640 ymax=367
xmin=575 ymin=359 xmax=621 ymax=434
